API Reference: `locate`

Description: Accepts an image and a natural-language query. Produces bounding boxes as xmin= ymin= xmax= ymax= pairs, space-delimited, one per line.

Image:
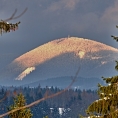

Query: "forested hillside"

xmin=0 ymin=86 xmax=98 ymax=118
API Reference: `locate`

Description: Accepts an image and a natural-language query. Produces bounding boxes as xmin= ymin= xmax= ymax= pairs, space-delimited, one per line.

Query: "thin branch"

xmin=7 ymin=9 xmax=17 ymax=21
xmin=4 ymin=8 xmax=28 ymax=22
xmin=0 ymin=91 xmax=9 ymax=103
xmin=0 ymin=67 xmax=80 ymax=118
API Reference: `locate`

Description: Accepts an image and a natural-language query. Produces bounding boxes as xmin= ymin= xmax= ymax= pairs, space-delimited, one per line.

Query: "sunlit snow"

xmin=77 ymin=51 xmax=85 ymax=58
xmin=15 ymin=67 xmax=35 ymax=80
xmin=101 ymin=61 xmax=107 ymax=65
xmin=59 ymin=108 xmax=64 ymax=115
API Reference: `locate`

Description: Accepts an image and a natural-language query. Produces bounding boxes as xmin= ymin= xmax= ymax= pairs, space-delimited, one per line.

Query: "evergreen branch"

xmin=111 ymin=35 xmax=118 ymax=41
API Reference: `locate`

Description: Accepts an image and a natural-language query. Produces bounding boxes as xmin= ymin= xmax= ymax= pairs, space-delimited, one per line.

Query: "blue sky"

xmin=0 ymin=0 xmax=118 ymax=57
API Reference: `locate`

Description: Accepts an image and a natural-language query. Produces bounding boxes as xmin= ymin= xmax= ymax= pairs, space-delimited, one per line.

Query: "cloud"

xmin=42 ymin=0 xmax=116 ymax=35
xmin=101 ymin=0 xmax=118 ymax=23
xmin=44 ymin=0 xmax=80 ymax=12
xmin=0 ymin=0 xmax=118 ymax=56
xmin=63 ymin=0 xmax=80 ymax=10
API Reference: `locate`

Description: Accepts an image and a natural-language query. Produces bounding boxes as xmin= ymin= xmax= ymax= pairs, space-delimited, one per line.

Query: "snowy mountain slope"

xmin=0 ymin=37 xmax=118 ymax=86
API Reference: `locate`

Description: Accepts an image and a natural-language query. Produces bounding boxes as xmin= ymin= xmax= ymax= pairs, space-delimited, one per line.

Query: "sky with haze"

xmin=0 ymin=0 xmax=118 ymax=58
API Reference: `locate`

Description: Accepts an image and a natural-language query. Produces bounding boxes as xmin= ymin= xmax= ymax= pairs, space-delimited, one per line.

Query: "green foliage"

xmin=80 ymin=75 xmax=118 ymax=118
xmin=43 ymin=116 xmax=48 ymax=118
xmin=115 ymin=61 xmax=118 ymax=71
xmin=80 ymin=26 xmax=118 ymax=118
xmin=111 ymin=25 xmax=118 ymax=42
xmin=0 ymin=20 xmax=20 ymax=35
xmin=8 ymin=93 xmax=32 ymax=118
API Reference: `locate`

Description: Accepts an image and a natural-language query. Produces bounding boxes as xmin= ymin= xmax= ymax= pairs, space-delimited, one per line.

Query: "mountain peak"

xmin=14 ymin=37 xmax=118 ymax=66
xmin=0 ymin=37 xmax=118 ymax=86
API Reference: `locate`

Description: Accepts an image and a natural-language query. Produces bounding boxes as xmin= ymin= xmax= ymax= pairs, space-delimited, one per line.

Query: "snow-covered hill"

xmin=0 ymin=37 xmax=118 ymax=86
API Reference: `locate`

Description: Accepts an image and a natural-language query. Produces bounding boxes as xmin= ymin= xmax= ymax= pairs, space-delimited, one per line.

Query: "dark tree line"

xmin=0 ymin=85 xmax=98 ymax=118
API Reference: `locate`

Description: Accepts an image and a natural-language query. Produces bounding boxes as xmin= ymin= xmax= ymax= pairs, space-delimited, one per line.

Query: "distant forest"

xmin=0 ymin=86 xmax=98 ymax=118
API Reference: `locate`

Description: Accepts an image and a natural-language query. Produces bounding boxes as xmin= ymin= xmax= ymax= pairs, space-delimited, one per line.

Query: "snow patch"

xmin=76 ymin=51 xmax=85 ymax=58
xmin=15 ymin=67 xmax=35 ymax=80
xmin=101 ymin=61 xmax=107 ymax=65
xmin=50 ymin=108 xmax=54 ymax=113
xmin=59 ymin=108 xmax=64 ymax=115
xmin=91 ymin=56 xmax=102 ymax=60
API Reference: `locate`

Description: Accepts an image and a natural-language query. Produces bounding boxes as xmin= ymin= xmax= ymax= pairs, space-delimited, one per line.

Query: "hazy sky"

xmin=0 ymin=0 xmax=118 ymax=57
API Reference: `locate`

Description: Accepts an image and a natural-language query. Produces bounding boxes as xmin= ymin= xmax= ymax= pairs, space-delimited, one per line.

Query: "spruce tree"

xmin=80 ymin=26 xmax=118 ymax=118
xmin=0 ymin=20 xmax=20 ymax=35
xmin=8 ymin=93 xmax=32 ymax=118
xmin=0 ymin=8 xmax=27 ymax=35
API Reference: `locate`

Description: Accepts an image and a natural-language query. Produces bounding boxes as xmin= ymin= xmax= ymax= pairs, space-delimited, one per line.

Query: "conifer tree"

xmin=0 ymin=20 xmax=20 ymax=35
xmin=8 ymin=93 xmax=32 ymax=118
xmin=0 ymin=8 xmax=27 ymax=35
xmin=80 ymin=26 xmax=118 ymax=118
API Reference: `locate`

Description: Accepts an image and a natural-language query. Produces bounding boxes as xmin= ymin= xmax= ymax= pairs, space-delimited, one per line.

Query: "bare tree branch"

xmin=4 ymin=8 xmax=28 ymax=22
xmin=0 ymin=91 xmax=9 ymax=103
xmin=0 ymin=67 xmax=80 ymax=118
